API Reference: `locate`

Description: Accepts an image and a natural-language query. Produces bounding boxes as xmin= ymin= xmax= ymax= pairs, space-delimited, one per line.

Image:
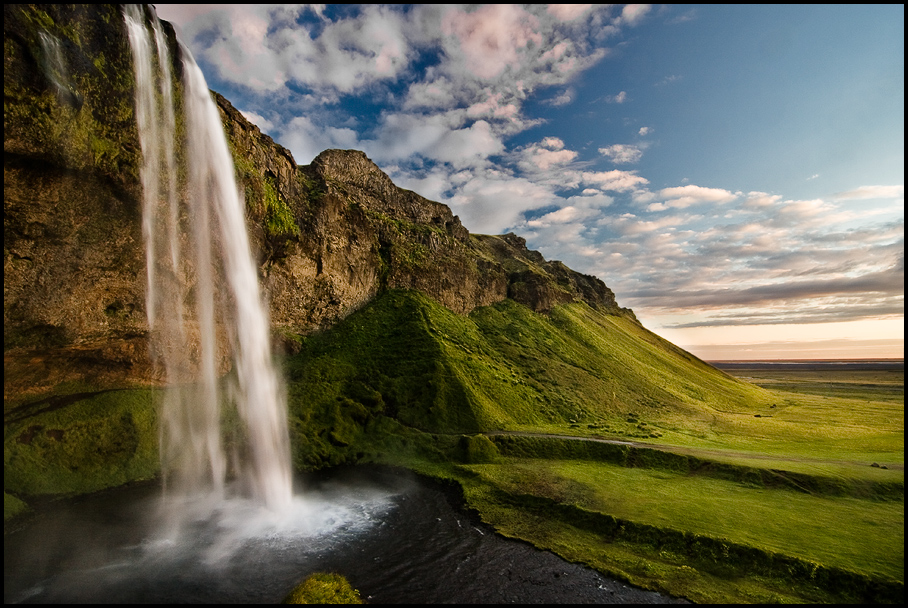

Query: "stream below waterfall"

xmin=4 ymin=466 xmax=686 ymax=604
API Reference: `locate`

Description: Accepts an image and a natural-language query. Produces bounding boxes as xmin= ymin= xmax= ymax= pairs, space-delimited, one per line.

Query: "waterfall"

xmin=123 ymin=5 xmax=292 ymax=516
xmin=37 ymin=30 xmax=81 ymax=108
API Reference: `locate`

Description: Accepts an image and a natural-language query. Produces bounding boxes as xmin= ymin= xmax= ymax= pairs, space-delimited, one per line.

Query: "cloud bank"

xmin=156 ymin=4 xmax=905 ymax=336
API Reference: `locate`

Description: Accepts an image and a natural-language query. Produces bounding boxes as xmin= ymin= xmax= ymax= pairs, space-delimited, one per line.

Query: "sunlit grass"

xmin=282 ymin=289 xmax=903 ymax=602
xmin=463 ymin=457 xmax=904 ymax=580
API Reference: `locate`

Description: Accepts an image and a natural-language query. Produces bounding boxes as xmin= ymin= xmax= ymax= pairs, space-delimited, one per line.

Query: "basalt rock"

xmin=4 ymin=4 xmax=635 ymax=401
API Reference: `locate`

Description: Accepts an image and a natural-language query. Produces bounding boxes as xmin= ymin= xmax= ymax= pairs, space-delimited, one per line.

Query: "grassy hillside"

xmin=281 ymin=288 xmax=774 ymax=467
xmin=281 ymin=289 xmax=903 ymax=603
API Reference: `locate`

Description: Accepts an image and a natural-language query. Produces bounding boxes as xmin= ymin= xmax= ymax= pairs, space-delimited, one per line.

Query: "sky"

xmin=154 ymin=4 xmax=904 ymax=360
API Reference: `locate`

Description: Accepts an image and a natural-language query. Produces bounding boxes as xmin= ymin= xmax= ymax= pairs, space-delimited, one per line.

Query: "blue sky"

xmin=155 ymin=4 xmax=904 ymax=359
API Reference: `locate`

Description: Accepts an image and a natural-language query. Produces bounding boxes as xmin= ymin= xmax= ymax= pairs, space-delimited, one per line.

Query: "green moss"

xmin=4 ymin=492 xmax=30 ymax=522
xmin=5 ymin=5 xmax=140 ymax=183
xmin=282 ymin=572 xmax=363 ymax=604
xmin=3 ymin=389 xmax=160 ymax=496
xmin=230 ymin=145 xmax=299 ymax=238
xmin=459 ymin=434 xmax=499 ymax=464
xmin=263 ymin=175 xmax=300 ymax=237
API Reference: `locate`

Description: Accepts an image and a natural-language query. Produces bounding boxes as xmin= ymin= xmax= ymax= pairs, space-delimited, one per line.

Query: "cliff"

xmin=215 ymin=89 xmax=633 ymax=330
xmin=4 ymin=4 xmax=634 ymax=401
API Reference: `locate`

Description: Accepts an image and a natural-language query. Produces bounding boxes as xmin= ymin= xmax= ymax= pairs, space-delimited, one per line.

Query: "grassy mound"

xmin=282 ymin=289 xmax=774 ymax=469
xmin=278 ymin=289 xmax=902 ymax=602
xmin=3 ymin=388 xmax=159 ymax=497
xmin=282 ymin=572 xmax=363 ymax=604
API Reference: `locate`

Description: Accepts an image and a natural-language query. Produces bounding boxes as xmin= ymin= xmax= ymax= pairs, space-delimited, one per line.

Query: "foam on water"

xmin=150 ymin=484 xmax=398 ymax=565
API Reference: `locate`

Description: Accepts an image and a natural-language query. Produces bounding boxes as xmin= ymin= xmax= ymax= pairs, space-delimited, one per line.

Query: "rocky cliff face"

xmin=4 ymin=5 xmax=153 ymax=398
xmin=4 ymin=4 xmax=634 ymax=401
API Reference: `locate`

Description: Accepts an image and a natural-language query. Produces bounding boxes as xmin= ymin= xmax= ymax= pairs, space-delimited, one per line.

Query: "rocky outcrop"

xmin=4 ymin=5 xmax=156 ymax=398
xmin=4 ymin=4 xmax=635 ymax=400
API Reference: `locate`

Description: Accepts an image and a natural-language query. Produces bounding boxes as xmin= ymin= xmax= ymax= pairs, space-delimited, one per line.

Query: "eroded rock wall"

xmin=4 ymin=4 xmax=634 ymax=401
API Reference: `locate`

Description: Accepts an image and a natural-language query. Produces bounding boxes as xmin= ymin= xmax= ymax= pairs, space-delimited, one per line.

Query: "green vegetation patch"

xmin=4 ymin=389 xmax=159 ymax=496
xmin=459 ymin=434 xmax=500 ymax=464
xmin=283 ymin=288 xmax=780 ymax=470
xmin=490 ymin=435 xmax=904 ymax=500
xmin=5 ymin=5 xmax=142 ymax=183
xmin=468 ymin=484 xmax=901 ymax=604
xmin=464 ymin=457 xmax=904 ymax=581
xmin=4 ymin=491 xmax=30 ymax=522
xmin=388 ymin=454 xmax=902 ymax=603
xmin=232 ymin=151 xmax=300 ymax=239
xmin=282 ymin=572 xmax=363 ymax=604
xmin=263 ymin=174 xmax=300 ymax=237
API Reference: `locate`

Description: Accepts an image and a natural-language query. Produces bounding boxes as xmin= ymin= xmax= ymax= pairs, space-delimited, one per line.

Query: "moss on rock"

xmin=282 ymin=572 xmax=363 ymax=604
xmin=3 ymin=389 xmax=159 ymax=496
xmin=4 ymin=491 xmax=30 ymax=521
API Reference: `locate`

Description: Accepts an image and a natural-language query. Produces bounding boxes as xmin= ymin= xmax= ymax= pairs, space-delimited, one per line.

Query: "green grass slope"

xmin=283 ymin=289 xmax=775 ymax=467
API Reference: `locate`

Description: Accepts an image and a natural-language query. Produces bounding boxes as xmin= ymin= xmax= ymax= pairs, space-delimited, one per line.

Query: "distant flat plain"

xmin=712 ymin=359 xmax=904 ymax=409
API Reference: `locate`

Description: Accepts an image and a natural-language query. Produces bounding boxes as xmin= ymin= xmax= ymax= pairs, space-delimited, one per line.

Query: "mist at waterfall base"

xmin=6 ymin=8 xmax=687 ymax=603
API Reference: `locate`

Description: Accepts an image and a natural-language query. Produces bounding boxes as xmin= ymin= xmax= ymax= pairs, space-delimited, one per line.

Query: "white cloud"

xmin=466 ymin=92 xmax=520 ymax=120
xmin=164 ymin=5 xmax=417 ymax=96
xmin=742 ymin=191 xmax=783 ymax=209
xmin=544 ymin=89 xmax=575 ymax=106
xmin=279 ymin=5 xmax=413 ymax=93
xmin=448 ymin=173 xmax=556 ymax=233
xmin=618 ymin=4 xmax=652 ymax=26
xmin=651 ymin=185 xmax=739 ymax=210
xmin=546 ymin=5 xmax=594 ymax=22
xmin=360 ymin=112 xmax=505 ymax=168
xmin=525 ymin=147 xmax=579 ymax=171
xmin=599 ymin=143 xmax=643 ymax=164
xmin=581 ymin=170 xmax=649 ymax=192
xmin=404 ymin=78 xmax=458 ymax=111
xmin=280 ymin=115 xmax=362 ymax=165
xmin=832 ymin=185 xmax=904 ymax=200
xmin=606 ymin=90 xmax=628 ymax=103
xmin=441 ymin=5 xmax=542 ymax=80
xmin=530 ymin=205 xmax=597 ymax=226
xmin=638 ymin=126 xmax=652 ymax=136
xmin=777 ymin=198 xmax=831 ymax=219
xmin=514 ymin=137 xmax=580 ymax=173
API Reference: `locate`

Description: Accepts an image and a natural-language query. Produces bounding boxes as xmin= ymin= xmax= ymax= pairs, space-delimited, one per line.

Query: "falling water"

xmin=124 ymin=5 xmax=292 ymax=518
xmin=37 ymin=30 xmax=81 ymax=108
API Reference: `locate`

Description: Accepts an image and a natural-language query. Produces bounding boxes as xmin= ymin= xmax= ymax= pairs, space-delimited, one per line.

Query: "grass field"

xmin=410 ymin=361 xmax=903 ymax=603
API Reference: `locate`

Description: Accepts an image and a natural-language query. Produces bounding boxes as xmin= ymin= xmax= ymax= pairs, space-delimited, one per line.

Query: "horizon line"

xmin=706 ymin=357 xmax=904 ymax=363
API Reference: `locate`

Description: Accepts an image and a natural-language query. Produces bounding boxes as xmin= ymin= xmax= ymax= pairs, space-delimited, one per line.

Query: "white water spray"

xmin=124 ymin=5 xmax=292 ymax=517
